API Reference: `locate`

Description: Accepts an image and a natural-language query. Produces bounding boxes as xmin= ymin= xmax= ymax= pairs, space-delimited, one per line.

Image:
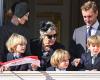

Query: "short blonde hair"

xmin=81 ymin=1 xmax=98 ymax=13
xmin=6 ymin=33 xmax=27 ymax=53
xmin=50 ymin=49 xmax=70 ymax=67
xmin=87 ymin=35 xmax=100 ymax=47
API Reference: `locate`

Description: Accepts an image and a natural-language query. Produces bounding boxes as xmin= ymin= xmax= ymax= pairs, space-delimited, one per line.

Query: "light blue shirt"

xmin=87 ymin=20 xmax=99 ymax=36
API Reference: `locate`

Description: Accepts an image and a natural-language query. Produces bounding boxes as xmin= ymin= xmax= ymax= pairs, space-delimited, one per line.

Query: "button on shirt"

xmin=87 ymin=20 xmax=99 ymax=36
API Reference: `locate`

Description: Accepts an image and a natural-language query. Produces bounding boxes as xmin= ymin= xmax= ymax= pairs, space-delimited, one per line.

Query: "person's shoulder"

xmin=55 ymin=42 xmax=64 ymax=46
xmin=30 ymin=38 xmax=41 ymax=46
xmin=74 ymin=25 xmax=86 ymax=31
xmin=46 ymin=66 xmax=55 ymax=71
xmin=0 ymin=24 xmax=8 ymax=30
xmin=53 ymin=41 xmax=65 ymax=49
xmin=7 ymin=53 xmax=14 ymax=61
xmin=81 ymin=52 xmax=90 ymax=57
xmin=1 ymin=22 xmax=13 ymax=32
xmin=7 ymin=53 xmax=13 ymax=56
xmin=30 ymin=38 xmax=40 ymax=43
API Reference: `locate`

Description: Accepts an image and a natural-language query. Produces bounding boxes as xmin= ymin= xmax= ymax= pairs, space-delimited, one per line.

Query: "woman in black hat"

xmin=0 ymin=1 xmax=31 ymax=62
xmin=30 ymin=21 xmax=65 ymax=71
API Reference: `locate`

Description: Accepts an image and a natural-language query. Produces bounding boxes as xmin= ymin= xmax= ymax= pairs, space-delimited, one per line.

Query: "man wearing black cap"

xmin=0 ymin=2 xmax=32 ymax=62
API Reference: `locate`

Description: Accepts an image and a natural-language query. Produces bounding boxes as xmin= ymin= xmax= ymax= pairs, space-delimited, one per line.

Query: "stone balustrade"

xmin=0 ymin=71 xmax=100 ymax=80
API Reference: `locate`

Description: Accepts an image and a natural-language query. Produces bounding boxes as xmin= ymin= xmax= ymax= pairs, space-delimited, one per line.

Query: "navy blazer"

xmin=7 ymin=53 xmax=32 ymax=71
xmin=79 ymin=52 xmax=100 ymax=71
xmin=69 ymin=24 xmax=100 ymax=58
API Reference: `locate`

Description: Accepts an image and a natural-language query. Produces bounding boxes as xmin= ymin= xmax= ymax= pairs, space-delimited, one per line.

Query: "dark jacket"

xmin=30 ymin=39 xmax=65 ymax=71
xmin=78 ymin=52 xmax=100 ymax=71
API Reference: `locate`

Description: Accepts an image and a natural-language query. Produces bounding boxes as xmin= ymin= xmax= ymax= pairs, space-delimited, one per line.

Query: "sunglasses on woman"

xmin=46 ymin=34 xmax=57 ymax=39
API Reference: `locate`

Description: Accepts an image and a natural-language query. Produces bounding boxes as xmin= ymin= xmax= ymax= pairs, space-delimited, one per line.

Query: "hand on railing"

xmin=31 ymin=63 xmax=38 ymax=71
xmin=72 ymin=58 xmax=80 ymax=67
xmin=0 ymin=65 xmax=10 ymax=72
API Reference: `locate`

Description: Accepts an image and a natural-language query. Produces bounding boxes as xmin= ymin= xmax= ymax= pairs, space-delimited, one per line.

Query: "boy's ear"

xmin=86 ymin=44 xmax=90 ymax=49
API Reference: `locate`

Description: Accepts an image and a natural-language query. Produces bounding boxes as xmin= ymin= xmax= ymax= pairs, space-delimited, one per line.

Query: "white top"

xmin=55 ymin=68 xmax=66 ymax=71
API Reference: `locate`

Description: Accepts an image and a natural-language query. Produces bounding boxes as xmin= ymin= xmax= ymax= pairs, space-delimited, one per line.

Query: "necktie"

xmin=92 ymin=56 xmax=96 ymax=64
xmin=88 ymin=26 xmax=92 ymax=36
xmin=86 ymin=27 xmax=92 ymax=51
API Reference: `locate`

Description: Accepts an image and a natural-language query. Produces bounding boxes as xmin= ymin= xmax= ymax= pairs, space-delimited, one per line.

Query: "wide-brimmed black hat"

xmin=14 ymin=2 xmax=30 ymax=18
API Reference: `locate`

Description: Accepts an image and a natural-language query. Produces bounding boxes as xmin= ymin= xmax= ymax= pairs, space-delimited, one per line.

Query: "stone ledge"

xmin=0 ymin=71 xmax=100 ymax=80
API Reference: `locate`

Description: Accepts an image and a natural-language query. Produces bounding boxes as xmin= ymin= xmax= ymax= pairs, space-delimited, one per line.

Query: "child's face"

xmin=88 ymin=44 xmax=100 ymax=55
xmin=15 ymin=43 xmax=26 ymax=54
xmin=58 ymin=57 xmax=69 ymax=69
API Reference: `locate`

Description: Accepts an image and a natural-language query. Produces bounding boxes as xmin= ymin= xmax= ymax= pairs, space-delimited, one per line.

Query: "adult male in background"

xmin=0 ymin=1 xmax=32 ymax=62
xmin=69 ymin=1 xmax=100 ymax=58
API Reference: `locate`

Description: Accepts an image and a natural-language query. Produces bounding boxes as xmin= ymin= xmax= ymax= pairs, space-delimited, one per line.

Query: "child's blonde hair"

xmin=87 ymin=35 xmax=100 ymax=48
xmin=50 ymin=49 xmax=70 ymax=67
xmin=6 ymin=33 xmax=27 ymax=53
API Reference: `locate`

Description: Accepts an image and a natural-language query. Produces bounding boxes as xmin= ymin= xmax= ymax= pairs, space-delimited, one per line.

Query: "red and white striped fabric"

xmin=0 ymin=56 xmax=40 ymax=67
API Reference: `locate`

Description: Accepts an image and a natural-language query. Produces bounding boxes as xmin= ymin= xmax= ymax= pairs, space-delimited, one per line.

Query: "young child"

xmin=46 ymin=49 xmax=72 ymax=71
xmin=73 ymin=35 xmax=100 ymax=71
xmin=0 ymin=33 xmax=36 ymax=71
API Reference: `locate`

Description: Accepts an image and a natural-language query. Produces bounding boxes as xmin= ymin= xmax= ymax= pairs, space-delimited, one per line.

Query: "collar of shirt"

xmin=91 ymin=53 xmax=98 ymax=57
xmin=92 ymin=20 xmax=99 ymax=30
xmin=87 ymin=20 xmax=99 ymax=35
xmin=13 ymin=53 xmax=20 ymax=58
xmin=55 ymin=68 xmax=66 ymax=71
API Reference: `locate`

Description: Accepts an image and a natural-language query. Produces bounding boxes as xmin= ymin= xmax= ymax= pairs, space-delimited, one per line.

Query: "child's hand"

xmin=72 ymin=58 xmax=80 ymax=67
xmin=0 ymin=65 xmax=9 ymax=72
xmin=31 ymin=64 xmax=38 ymax=71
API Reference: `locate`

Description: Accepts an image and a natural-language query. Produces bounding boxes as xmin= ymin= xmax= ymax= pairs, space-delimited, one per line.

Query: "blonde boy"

xmin=0 ymin=33 xmax=36 ymax=71
xmin=73 ymin=35 xmax=100 ymax=71
xmin=47 ymin=49 xmax=71 ymax=71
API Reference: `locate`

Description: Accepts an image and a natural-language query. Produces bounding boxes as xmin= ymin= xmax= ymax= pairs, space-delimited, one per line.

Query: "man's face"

xmin=82 ymin=9 xmax=98 ymax=26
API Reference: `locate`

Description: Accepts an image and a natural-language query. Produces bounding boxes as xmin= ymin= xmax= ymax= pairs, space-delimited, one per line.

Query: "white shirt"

xmin=91 ymin=53 xmax=97 ymax=64
xmin=87 ymin=20 xmax=99 ymax=36
xmin=13 ymin=53 xmax=20 ymax=58
xmin=55 ymin=68 xmax=66 ymax=71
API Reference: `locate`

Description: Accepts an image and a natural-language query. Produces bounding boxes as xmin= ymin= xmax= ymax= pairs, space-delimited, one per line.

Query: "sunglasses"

xmin=46 ymin=34 xmax=57 ymax=39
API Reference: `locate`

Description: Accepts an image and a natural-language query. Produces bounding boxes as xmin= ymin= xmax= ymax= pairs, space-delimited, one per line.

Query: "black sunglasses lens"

xmin=47 ymin=34 xmax=57 ymax=39
xmin=47 ymin=35 xmax=52 ymax=39
xmin=53 ymin=34 xmax=57 ymax=37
